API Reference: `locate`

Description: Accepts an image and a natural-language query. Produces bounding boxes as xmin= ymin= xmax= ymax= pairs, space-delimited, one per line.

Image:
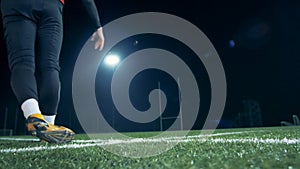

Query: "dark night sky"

xmin=1 ymin=0 xmax=300 ymax=133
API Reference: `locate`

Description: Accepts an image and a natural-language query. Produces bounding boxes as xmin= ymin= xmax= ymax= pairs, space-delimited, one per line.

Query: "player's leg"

xmin=31 ymin=0 xmax=75 ymax=143
xmin=1 ymin=0 xmax=41 ymax=118
xmin=36 ymin=0 xmax=64 ymax=125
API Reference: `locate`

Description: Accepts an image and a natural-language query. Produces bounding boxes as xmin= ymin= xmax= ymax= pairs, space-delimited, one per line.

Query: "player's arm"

xmin=81 ymin=0 xmax=105 ymax=51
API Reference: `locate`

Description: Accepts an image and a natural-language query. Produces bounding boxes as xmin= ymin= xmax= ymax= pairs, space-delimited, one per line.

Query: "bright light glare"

xmin=104 ymin=54 xmax=120 ymax=67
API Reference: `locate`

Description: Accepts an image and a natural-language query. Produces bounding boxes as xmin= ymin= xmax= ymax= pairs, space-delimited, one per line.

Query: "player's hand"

xmin=90 ymin=27 xmax=105 ymax=51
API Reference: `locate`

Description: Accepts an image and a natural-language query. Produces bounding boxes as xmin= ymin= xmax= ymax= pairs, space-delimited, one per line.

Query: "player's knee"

xmin=8 ymin=51 xmax=35 ymax=72
xmin=10 ymin=60 xmax=35 ymax=74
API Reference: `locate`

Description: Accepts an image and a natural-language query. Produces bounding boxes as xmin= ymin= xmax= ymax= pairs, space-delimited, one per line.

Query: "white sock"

xmin=43 ymin=115 xmax=56 ymax=125
xmin=21 ymin=98 xmax=42 ymax=119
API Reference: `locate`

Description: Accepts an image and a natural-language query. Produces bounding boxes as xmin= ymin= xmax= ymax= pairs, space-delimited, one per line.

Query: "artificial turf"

xmin=0 ymin=126 xmax=299 ymax=169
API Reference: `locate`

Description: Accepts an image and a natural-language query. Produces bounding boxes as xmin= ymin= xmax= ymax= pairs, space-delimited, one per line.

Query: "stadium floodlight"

xmin=104 ymin=54 xmax=120 ymax=67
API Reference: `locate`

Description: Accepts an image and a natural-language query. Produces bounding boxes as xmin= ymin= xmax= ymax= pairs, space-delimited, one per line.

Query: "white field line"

xmin=0 ymin=138 xmax=40 ymax=142
xmin=73 ymin=131 xmax=250 ymax=143
xmin=0 ymin=143 xmax=103 ymax=153
xmin=0 ymin=131 xmax=250 ymax=143
xmin=0 ymin=131 xmax=299 ymax=153
xmin=210 ymin=138 xmax=300 ymax=144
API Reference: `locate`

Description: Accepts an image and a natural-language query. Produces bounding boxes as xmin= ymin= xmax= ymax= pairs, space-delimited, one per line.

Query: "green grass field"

xmin=0 ymin=126 xmax=299 ymax=169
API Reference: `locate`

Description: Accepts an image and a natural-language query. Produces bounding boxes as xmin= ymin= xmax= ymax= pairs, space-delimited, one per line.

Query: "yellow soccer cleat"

xmin=26 ymin=114 xmax=75 ymax=143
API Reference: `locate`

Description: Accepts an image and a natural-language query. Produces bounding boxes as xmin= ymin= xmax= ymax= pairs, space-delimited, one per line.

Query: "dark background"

xmin=1 ymin=0 xmax=300 ymax=134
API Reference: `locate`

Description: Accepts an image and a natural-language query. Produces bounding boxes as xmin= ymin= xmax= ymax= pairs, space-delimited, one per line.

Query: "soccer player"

xmin=0 ymin=0 xmax=104 ymax=143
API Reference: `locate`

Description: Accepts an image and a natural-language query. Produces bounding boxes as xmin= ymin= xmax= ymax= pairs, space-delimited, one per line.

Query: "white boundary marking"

xmin=0 ymin=138 xmax=40 ymax=142
xmin=0 ymin=131 xmax=299 ymax=153
xmin=0 ymin=131 xmax=248 ymax=143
